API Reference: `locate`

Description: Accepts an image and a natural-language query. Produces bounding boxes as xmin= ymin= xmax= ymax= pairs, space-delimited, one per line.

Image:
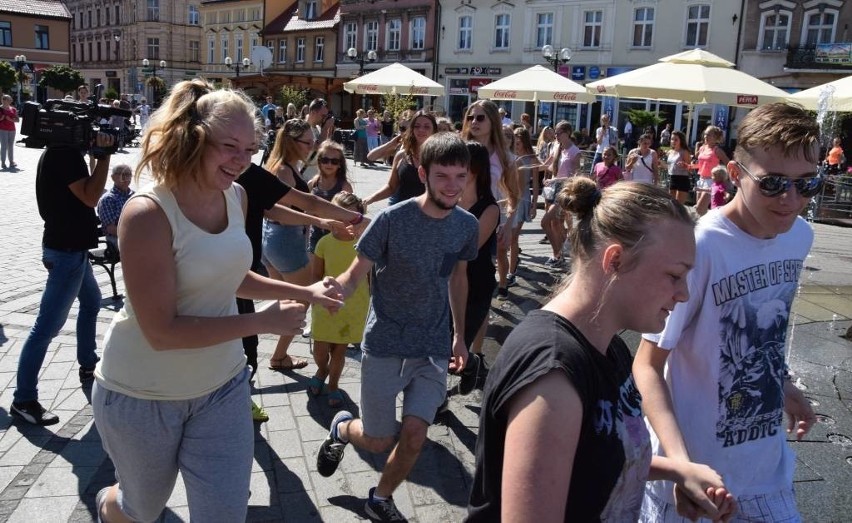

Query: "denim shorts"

xmin=262 ymin=220 xmax=309 ymax=273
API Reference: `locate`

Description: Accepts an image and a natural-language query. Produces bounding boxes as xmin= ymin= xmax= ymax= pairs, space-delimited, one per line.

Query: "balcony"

xmin=786 ymin=43 xmax=852 ymax=70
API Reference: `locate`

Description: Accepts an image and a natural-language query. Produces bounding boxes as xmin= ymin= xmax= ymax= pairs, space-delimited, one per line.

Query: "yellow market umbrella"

xmin=789 ymin=75 xmax=852 ymax=112
xmin=343 ymin=62 xmax=445 ymax=97
xmin=477 ymin=65 xmax=595 ymax=103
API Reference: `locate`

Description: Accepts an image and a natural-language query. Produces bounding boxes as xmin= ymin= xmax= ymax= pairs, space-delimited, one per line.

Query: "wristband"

xmin=349 ymin=212 xmax=364 ymax=226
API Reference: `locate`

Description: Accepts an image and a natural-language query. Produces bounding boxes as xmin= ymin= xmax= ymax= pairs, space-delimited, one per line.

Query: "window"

xmin=97 ymin=41 xmax=102 ymax=61
xmin=803 ymin=10 xmax=836 ymax=45
xmin=78 ymin=11 xmax=82 ymax=29
xmin=278 ymin=39 xmax=286 ymax=63
xmin=88 ymin=42 xmax=92 ymax=61
xmin=536 ymin=13 xmax=553 ymax=48
xmin=410 ymin=17 xmax=425 ymax=50
xmin=296 ymin=38 xmax=305 ymax=62
xmin=189 ymin=40 xmax=199 ymax=62
xmin=236 ymin=34 xmax=243 ymax=61
xmin=387 ymin=19 xmax=401 ymax=51
xmin=115 ymin=6 xmax=120 ymax=25
xmin=235 ymin=9 xmax=245 ymax=22
xmin=458 ymin=15 xmax=472 ymax=50
xmin=494 ymin=14 xmax=510 ymax=49
xmin=88 ymin=10 xmax=92 ymax=28
xmin=686 ymin=4 xmax=710 ymax=47
xmin=208 ymin=36 xmax=215 ymax=63
xmin=632 ymin=7 xmax=654 ymax=47
xmin=0 ymin=22 xmax=11 ymax=47
xmin=147 ymin=38 xmax=160 ymax=60
xmin=305 ymin=1 xmax=317 ymax=19
xmin=95 ymin=8 xmax=100 ymax=27
xmin=251 ymin=35 xmax=258 ymax=51
xmin=583 ymin=10 xmax=602 ymax=48
xmin=220 ymin=34 xmax=228 ymax=62
xmin=315 ymin=36 xmax=324 ymax=62
xmin=344 ymin=22 xmax=357 ymax=52
xmin=147 ymin=0 xmax=159 ymax=22
xmin=188 ymin=5 xmax=199 ymax=25
xmin=35 ymin=25 xmax=49 ymax=49
xmin=759 ymin=11 xmax=790 ymax=50
xmin=365 ymin=21 xmax=378 ymax=51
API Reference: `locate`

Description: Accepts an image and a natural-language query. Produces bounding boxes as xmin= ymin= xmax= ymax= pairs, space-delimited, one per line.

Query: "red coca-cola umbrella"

xmin=477 ymin=65 xmax=594 ymax=103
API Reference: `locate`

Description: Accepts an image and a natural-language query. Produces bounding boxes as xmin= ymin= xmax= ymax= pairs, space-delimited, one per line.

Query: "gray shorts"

xmin=360 ymin=352 xmax=448 ymax=438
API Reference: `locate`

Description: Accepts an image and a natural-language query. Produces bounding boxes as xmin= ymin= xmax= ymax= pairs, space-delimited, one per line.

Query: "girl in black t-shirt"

xmin=467 ymin=179 xmax=737 ymax=522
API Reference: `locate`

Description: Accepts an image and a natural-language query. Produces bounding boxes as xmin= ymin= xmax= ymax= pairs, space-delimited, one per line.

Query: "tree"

xmin=38 ymin=65 xmax=85 ymax=95
xmin=0 ymin=62 xmax=16 ymax=93
xmin=623 ymin=108 xmax=665 ymax=133
xmin=278 ymin=85 xmax=309 ymax=113
xmin=380 ymin=92 xmax=416 ymax=124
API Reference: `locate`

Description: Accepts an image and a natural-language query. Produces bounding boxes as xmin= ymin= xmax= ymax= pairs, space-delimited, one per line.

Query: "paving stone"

xmin=6 ymin=495 xmax=79 ymax=523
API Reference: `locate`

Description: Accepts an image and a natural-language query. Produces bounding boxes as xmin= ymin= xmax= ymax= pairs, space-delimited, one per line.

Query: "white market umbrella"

xmin=343 ymin=62 xmax=445 ymax=97
xmin=586 ymin=49 xmax=791 ymax=108
xmin=789 ymin=75 xmax=852 ymax=112
xmin=477 ymin=65 xmax=595 ymax=103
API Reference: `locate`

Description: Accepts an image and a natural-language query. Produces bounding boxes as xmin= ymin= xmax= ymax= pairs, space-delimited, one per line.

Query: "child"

xmin=308 ymin=140 xmax=353 ymax=253
xmin=309 ymin=192 xmax=368 ymax=408
xmin=710 ymin=165 xmax=729 ymax=209
xmin=594 ymin=146 xmax=623 ymax=189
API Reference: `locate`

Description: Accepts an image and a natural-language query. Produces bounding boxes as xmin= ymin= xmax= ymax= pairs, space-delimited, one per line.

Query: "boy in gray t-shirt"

xmin=316 ymin=133 xmax=478 ymax=521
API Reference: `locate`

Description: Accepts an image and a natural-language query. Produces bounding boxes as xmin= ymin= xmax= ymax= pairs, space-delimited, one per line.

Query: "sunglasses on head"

xmin=319 ymin=156 xmax=341 ymax=166
xmin=736 ymin=162 xmax=823 ymax=198
xmin=466 ymin=114 xmax=487 ymax=123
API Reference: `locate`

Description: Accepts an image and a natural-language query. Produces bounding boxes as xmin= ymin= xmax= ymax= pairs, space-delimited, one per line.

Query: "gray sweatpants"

xmin=0 ymin=129 xmax=14 ymax=165
xmin=92 ymin=368 xmax=253 ymax=522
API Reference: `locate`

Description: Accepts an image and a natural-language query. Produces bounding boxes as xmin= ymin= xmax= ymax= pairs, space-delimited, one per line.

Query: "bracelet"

xmin=349 ymin=212 xmax=363 ymax=226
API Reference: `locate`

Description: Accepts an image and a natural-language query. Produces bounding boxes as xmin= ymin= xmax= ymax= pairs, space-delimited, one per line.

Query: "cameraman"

xmin=11 ymin=132 xmax=114 ymax=425
xmin=300 ymin=98 xmax=334 ymax=181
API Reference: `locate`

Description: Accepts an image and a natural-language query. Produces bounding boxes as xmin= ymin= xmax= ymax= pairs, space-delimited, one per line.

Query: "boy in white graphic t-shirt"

xmin=634 ymin=103 xmax=822 ymax=522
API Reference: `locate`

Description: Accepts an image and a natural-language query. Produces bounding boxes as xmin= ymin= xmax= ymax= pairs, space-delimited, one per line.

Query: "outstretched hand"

xmin=305 ymin=278 xmax=344 ymax=312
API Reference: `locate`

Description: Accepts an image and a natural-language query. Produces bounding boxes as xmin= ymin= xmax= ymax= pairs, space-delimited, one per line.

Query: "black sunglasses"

xmin=736 ymin=162 xmax=823 ymax=198
xmin=319 ymin=156 xmax=341 ymax=165
xmin=466 ymin=114 xmax=487 ymax=123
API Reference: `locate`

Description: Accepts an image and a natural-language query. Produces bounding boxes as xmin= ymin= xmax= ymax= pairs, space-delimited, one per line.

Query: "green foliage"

xmin=381 ymin=92 xmax=416 ymax=122
xmin=623 ymin=108 xmax=665 ymax=130
xmin=38 ymin=65 xmax=85 ymax=95
xmin=0 ymin=62 xmax=16 ymax=92
xmin=146 ymin=76 xmax=165 ymax=90
xmin=104 ymin=87 xmax=119 ymax=100
xmin=278 ymin=85 xmax=309 ymax=112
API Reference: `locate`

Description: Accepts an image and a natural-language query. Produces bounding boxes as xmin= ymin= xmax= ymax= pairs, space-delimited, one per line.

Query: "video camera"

xmin=20 ymin=85 xmax=131 ymax=155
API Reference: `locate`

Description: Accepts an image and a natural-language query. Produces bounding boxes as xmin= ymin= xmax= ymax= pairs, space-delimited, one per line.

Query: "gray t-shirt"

xmin=357 ymin=198 xmax=479 ymax=358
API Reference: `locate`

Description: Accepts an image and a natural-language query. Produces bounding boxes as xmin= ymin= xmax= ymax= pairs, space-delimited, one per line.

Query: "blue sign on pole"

xmin=602 ymin=96 xmax=615 ymax=119
xmin=589 ymin=66 xmax=601 ymax=79
xmin=571 ymin=66 xmax=586 ymax=81
xmin=714 ymin=104 xmax=729 ymax=131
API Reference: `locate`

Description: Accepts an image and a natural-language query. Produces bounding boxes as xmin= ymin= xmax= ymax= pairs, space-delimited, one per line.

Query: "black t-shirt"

xmin=467 ymin=310 xmax=650 ymax=522
xmin=36 ymin=146 xmax=99 ymax=251
xmin=465 ymin=194 xmax=497 ymax=292
xmin=236 ymin=163 xmax=291 ymax=269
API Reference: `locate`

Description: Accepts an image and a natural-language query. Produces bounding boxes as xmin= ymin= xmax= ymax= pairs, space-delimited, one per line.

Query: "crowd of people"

xmin=8 ymin=76 xmax=831 ymax=523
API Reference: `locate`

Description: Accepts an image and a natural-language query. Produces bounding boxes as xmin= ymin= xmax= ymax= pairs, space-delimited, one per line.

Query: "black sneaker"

xmin=496 ymin=287 xmax=509 ymax=301
xmin=317 ymin=410 xmax=353 ymax=477
xmin=79 ymin=357 xmax=100 ymax=384
xmin=365 ymin=487 xmax=408 ymax=522
xmin=10 ymin=400 xmax=59 ymax=426
xmin=458 ymin=353 xmax=483 ymax=395
xmin=506 ymin=273 xmax=516 ymax=287
xmin=538 ymin=236 xmax=549 ymax=244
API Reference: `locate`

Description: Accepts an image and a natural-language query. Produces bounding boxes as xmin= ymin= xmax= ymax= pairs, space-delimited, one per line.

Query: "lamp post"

xmin=225 ymin=56 xmax=251 ymax=77
xmin=13 ymin=54 xmax=26 ymax=106
xmin=347 ymin=47 xmax=376 ymax=76
xmin=541 ymin=45 xmax=572 ymax=73
xmin=142 ymin=58 xmax=166 ymax=105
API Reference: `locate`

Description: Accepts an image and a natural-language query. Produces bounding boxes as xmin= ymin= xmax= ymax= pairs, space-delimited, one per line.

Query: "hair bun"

xmin=556 ymin=177 xmax=601 ymax=221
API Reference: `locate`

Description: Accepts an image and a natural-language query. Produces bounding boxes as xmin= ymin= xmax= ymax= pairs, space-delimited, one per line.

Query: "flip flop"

xmin=307 ymin=375 xmax=325 ymax=397
xmin=327 ymin=389 xmax=344 ymax=408
xmin=268 ymin=356 xmax=309 ymax=371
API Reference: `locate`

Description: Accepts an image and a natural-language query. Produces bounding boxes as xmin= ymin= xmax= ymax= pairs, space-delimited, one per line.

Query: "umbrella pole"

xmin=686 ymin=103 xmax=694 ymax=147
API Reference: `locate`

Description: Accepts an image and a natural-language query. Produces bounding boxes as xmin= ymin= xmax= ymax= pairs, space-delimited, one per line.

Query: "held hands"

xmin=674 ymin=484 xmax=737 ymax=523
xmin=448 ymin=335 xmax=468 ymax=374
xmin=783 ymin=379 xmax=816 ymax=440
xmin=303 ymin=277 xmax=345 ymax=313
xmin=321 ymin=219 xmax=351 ymax=239
xmin=671 ymin=461 xmax=736 ymax=522
xmin=258 ymin=300 xmax=307 ymax=336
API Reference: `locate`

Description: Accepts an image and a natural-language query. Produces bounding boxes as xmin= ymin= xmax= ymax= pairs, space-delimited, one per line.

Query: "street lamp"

xmin=346 ymin=47 xmax=376 ymax=76
xmin=541 ymin=45 xmax=572 ymax=73
xmin=13 ymin=54 xmax=26 ymax=106
xmin=142 ymin=58 xmax=167 ymax=105
xmin=225 ymin=56 xmax=251 ymax=77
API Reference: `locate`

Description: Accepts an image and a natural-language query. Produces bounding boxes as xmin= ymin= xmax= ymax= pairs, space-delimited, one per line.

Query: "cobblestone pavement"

xmin=0 ymin=131 xmax=850 ymax=521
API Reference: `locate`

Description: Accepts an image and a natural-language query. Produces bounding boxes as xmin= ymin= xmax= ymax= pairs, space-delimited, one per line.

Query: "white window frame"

xmin=632 ymin=7 xmax=654 ymax=48
xmin=536 ymin=12 xmax=554 ymax=49
xmin=685 ymin=4 xmax=711 ymax=48
xmin=365 ymin=20 xmax=378 ymax=51
xmin=188 ymin=5 xmax=199 ymax=25
xmin=458 ymin=15 xmax=472 ymax=51
xmin=757 ymin=10 xmax=791 ymax=51
xmin=305 ymin=1 xmax=317 ymax=19
xmin=296 ymin=37 xmax=305 ymax=62
xmin=386 ymin=19 xmax=401 ymax=51
xmin=494 ymin=13 xmax=510 ymax=50
xmin=220 ymin=34 xmax=228 ymax=63
xmin=343 ymin=22 xmax=357 ymax=53
xmin=236 ymin=34 xmax=243 ymax=61
xmin=410 ymin=16 xmax=426 ymax=50
xmin=188 ymin=40 xmax=199 ymax=62
xmin=582 ymin=10 xmax=603 ymax=48
xmin=147 ymin=37 xmax=159 ymax=60
xmin=279 ymin=39 xmax=286 ymax=63
xmin=315 ymin=36 xmax=324 ymax=62
xmin=208 ymin=36 xmax=215 ymax=63
xmin=801 ymin=8 xmax=837 ymax=46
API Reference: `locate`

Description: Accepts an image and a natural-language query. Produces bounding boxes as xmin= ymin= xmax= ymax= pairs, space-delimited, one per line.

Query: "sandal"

xmin=268 ymin=356 xmax=309 ymax=371
xmin=307 ymin=375 xmax=325 ymax=397
xmin=327 ymin=389 xmax=344 ymax=408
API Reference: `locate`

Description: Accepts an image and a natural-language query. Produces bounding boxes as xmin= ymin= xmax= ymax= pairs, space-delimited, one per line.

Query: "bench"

xmin=89 ymin=226 xmax=122 ymax=300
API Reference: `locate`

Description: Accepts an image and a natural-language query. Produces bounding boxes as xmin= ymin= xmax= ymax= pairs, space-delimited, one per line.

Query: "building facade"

xmin=199 ymin=0 xmax=264 ymax=86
